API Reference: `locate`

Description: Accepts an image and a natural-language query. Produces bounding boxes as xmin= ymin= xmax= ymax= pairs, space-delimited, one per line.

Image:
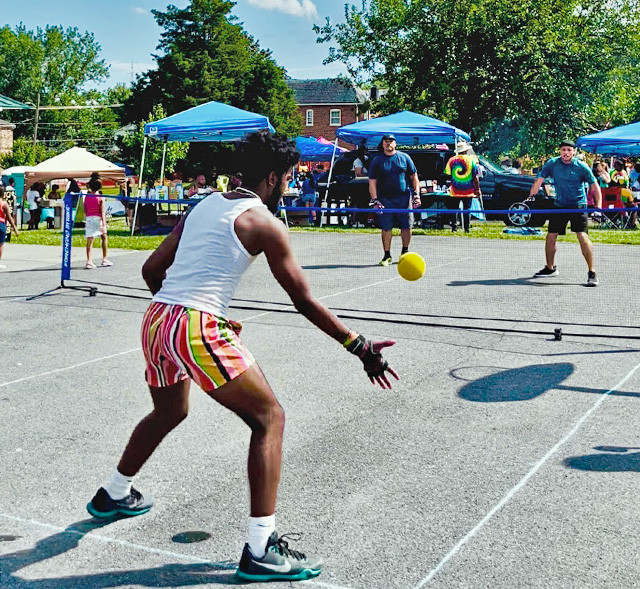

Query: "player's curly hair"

xmin=234 ymin=130 xmax=300 ymax=188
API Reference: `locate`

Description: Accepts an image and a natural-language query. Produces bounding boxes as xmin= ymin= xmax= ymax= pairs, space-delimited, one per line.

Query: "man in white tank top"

xmin=86 ymin=131 xmax=398 ymax=582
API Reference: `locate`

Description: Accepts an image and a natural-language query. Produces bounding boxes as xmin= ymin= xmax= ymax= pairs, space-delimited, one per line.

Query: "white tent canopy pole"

xmin=138 ymin=136 xmax=148 ymax=192
xmin=159 ymin=140 xmax=168 ymax=197
xmin=320 ymin=139 xmax=340 ymax=228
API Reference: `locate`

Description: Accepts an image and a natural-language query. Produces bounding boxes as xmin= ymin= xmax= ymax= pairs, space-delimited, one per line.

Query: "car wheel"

xmin=505 ymin=202 xmax=532 ymax=226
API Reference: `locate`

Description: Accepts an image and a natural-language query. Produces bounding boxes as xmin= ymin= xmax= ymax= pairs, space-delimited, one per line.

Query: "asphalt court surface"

xmin=2 ymin=236 xmax=640 ymax=588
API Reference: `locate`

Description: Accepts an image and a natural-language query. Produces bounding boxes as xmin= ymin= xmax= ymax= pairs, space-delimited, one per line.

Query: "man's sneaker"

xmin=587 ymin=270 xmax=599 ymax=287
xmin=86 ymin=487 xmax=153 ymax=519
xmin=379 ymin=257 xmax=392 ymax=266
xmin=534 ymin=265 xmax=559 ymax=277
xmin=236 ymin=532 xmax=323 ymax=582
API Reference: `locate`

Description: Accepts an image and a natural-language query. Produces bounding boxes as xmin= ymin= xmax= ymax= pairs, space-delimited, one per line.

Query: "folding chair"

xmin=600 ymin=187 xmax=634 ymax=229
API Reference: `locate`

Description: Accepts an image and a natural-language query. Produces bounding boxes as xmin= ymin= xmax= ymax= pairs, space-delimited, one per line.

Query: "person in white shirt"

xmin=86 ymin=130 xmax=398 ymax=583
xmin=26 ymin=183 xmax=42 ymax=230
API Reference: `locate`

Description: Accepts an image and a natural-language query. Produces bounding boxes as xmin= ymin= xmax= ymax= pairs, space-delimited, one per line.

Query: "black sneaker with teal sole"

xmin=87 ymin=487 xmax=153 ymax=519
xmin=534 ymin=265 xmax=559 ymax=277
xmin=236 ymin=532 xmax=323 ymax=582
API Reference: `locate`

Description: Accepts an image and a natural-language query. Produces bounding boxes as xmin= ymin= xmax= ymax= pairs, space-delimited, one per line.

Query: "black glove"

xmin=346 ymin=334 xmax=389 ymax=379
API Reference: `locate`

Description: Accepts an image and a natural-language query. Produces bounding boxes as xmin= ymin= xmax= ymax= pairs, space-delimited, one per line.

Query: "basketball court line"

xmin=0 ymin=513 xmax=354 ymax=589
xmin=414 ymin=357 xmax=640 ymax=588
xmin=0 ymin=258 xmax=470 ymax=390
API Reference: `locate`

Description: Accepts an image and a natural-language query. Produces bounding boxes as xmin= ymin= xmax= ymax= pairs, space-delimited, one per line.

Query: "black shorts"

xmin=379 ymin=195 xmax=412 ymax=230
xmin=547 ymin=206 xmax=588 ymax=234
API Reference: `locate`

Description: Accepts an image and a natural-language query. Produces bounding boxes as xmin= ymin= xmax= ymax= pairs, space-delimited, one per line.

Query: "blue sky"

xmin=2 ymin=0 xmax=351 ymax=89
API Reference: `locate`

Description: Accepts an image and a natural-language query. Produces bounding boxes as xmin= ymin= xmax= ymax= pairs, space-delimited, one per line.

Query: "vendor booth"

xmin=134 ymin=101 xmax=275 ymax=233
xmin=325 ymin=111 xmax=476 ymax=227
xmin=23 ymin=147 xmax=126 ymax=228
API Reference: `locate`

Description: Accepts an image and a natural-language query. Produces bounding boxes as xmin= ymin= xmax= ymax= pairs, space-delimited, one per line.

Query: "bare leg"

xmin=545 ymin=233 xmax=558 ymax=269
xmin=381 ymin=229 xmax=392 ymax=253
xmin=86 ymin=237 xmax=95 ymax=264
xmin=101 ymin=233 xmax=108 ymax=260
xmin=576 ymin=232 xmax=595 ymax=272
xmin=117 ymin=380 xmax=190 ymax=477
xmin=400 ymin=228 xmax=411 ymax=249
xmin=206 ymin=364 xmax=285 ymax=517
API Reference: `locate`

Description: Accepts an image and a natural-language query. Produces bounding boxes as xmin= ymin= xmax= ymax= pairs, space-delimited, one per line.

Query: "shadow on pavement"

xmin=564 ymin=447 xmax=640 ymax=472
xmin=455 ymin=363 xmax=640 ymax=402
xmin=0 ymin=518 xmax=241 ymax=587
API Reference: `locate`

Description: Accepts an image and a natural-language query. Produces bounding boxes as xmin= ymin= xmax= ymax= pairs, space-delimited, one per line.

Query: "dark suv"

xmin=318 ymin=148 xmax=554 ymax=227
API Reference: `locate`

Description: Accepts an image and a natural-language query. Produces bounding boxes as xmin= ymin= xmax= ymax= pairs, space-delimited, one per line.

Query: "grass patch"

xmin=11 ymin=219 xmax=640 ymax=249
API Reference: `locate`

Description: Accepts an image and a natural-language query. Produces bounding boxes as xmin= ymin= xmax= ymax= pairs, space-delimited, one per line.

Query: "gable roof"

xmin=286 ymin=78 xmax=360 ymax=105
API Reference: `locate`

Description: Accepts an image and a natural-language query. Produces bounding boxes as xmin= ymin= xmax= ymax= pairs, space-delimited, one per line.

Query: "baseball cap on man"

xmin=381 ymin=133 xmax=396 ymax=141
xmin=560 ymin=139 xmax=575 ymax=148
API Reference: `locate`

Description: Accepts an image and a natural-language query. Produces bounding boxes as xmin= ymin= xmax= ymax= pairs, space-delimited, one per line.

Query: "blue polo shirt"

xmin=369 ymin=152 xmax=417 ymax=200
xmin=539 ymin=157 xmax=596 ymax=207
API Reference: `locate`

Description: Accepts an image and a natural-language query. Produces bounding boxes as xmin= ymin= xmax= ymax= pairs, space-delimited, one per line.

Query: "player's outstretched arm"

xmin=243 ymin=210 xmax=399 ymax=388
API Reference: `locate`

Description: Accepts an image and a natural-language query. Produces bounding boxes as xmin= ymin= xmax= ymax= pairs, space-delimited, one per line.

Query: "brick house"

xmin=0 ymin=119 xmax=15 ymax=155
xmin=286 ymin=78 xmax=367 ymax=146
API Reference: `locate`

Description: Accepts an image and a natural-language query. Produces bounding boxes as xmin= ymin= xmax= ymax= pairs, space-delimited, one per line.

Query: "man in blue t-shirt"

xmin=527 ymin=140 xmax=602 ymax=286
xmin=368 ymin=134 xmax=421 ymax=266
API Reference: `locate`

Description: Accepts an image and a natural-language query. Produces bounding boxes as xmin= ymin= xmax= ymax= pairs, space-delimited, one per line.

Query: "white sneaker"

xmin=0 ymin=264 xmax=6 ymax=269
xmin=101 ymin=259 xmax=114 ymax=267
xmin=85 ymin=261 xmax=96 ymax=269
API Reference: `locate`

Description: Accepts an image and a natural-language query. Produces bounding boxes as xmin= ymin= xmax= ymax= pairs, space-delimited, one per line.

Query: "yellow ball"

xmin=397 ymin=252 xmax=426 ymax=281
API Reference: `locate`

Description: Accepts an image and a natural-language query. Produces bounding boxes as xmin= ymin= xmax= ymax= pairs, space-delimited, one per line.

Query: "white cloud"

xmin=246 ymin=0 xmax=318 ymax=19
xmin=132 ymin=6 xmax=148 ymax=14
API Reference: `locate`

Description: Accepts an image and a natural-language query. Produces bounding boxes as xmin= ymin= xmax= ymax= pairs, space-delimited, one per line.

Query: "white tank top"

xmin=154 ymin=193 xmax=266 ymax=317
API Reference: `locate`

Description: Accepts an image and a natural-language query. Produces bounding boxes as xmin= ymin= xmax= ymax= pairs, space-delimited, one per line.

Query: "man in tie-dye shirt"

xmin=444 ymin=142 xmax=481 ymax=232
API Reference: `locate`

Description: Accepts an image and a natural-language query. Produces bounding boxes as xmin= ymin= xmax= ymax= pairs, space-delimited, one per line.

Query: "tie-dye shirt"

xmin=444 ymin=154 xmax=478 ymax=197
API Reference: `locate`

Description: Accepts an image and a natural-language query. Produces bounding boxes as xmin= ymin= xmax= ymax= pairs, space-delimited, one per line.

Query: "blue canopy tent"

xmin=134 ymin=101 xmax=275 ymax=234
xmin=335 ymin=110 xmax=471 ymax=149
xmin=141 ymin=100 xmax=275 ymax=192
xmin=295 ymin=136 xmax=346 ymax=161
xmin=577 ymin=121 xmax=640 ymax=156
xmin=144 ymin=101 xmax=275 ymax=143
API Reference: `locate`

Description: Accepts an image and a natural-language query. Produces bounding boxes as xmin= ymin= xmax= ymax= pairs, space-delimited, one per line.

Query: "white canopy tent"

xmin=24 ymin=147 xmax=126 ymax=190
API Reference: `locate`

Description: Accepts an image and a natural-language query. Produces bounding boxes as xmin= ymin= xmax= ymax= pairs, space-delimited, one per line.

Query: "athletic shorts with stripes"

xmin=141 ymin=301 xmax=255 ymax=391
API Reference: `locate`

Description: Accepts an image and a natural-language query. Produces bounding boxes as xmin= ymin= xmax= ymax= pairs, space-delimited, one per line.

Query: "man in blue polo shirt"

xmin=368 ymin=134 xmax=421 ymax=266
xmin=528 ymin=140 xmax=602 ymax=286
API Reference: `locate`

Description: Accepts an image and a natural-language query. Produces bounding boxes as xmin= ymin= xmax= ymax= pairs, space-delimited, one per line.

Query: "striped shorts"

xmin=141 ymin=301 xmax=255 ymax=391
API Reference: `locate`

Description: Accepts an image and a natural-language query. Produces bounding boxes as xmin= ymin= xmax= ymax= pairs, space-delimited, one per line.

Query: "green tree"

xmin=124 ymin=0 xmax=301 ymax=141
xmin=0 ymin=24 xmax=122 ymax=158
xmin=315 ymin=0 xmax=640 ymax=158
xmin=120 ymin=105 xmax=189 ymax=185
xmin=0 ymin=137 xmax=54 ymax=168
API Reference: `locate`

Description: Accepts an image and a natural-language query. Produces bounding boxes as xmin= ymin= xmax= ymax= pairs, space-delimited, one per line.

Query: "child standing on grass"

xmin=84 ymin=178 xmax=113 ymax=269
xmin=0 ymin=186 xmax=20 ymax=269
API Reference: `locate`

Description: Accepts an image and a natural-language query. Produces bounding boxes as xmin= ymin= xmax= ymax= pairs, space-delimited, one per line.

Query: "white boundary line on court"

xmin=0 ymin=348 xmax=141 ymax=389
xmin=415 ymin=358 xmax=640 ymax=588
xmin=0 ymin=512 xmax=353 ymax=589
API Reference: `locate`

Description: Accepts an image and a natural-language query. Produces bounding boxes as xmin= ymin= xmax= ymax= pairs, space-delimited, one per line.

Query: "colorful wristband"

xmin=342 ymin=330 xmax=359 ymax=348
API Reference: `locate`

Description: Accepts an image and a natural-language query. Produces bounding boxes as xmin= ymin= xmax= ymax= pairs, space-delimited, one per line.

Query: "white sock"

xmin=105 ymin=470 xmax=133 ymax=500
xmin=248 ymin=514 xmax=275 ymax=559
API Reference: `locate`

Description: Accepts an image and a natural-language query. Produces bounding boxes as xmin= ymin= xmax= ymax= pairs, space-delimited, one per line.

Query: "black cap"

xmin=382 ymin=133 xmax=396 ymax=141
xmin=560 ymin=139 xmax=575 ymax=148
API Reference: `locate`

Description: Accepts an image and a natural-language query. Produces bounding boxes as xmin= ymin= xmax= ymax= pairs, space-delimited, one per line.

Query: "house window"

xmin=330 ymin=109 xmax=341 ymax=126
xmin=306 ymin=109 xmax=314 ymax=126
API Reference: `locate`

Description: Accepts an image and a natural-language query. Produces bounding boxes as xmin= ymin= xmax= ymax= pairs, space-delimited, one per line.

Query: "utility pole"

xmin=32 ymin=91 xmax=41 ymax=159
